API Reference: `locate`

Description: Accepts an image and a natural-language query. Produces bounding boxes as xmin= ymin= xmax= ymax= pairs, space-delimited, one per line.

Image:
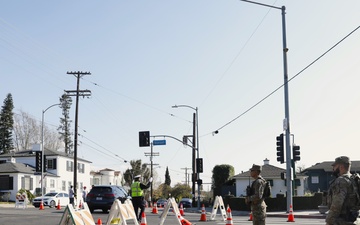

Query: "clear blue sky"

xmin=1 ymin=1 xmax=360 ymax=189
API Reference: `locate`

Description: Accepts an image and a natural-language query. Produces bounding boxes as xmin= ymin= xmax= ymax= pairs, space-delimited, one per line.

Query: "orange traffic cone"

xmin=226 ymin=206 xmax=233 ymax=225
xmin=39 ymin=200 xmax=44 ymax=210
xmin=140 ymin=212 xmax=147 ymax=225
xmin=287 ymin=204 xmax=295 ymax=222
xmin=152 ymin=204 xmax=158 ymax=214
xmin=248 ymin=211 xmax=253 ymax=221
xmin=56 ymin=199 xmax=61 ymax=210
xmin=180 ymin=203 xmax=185 ymax=216
xmin=177 ymin=214 xmax=192 ymax=225
xmin=97 ymin=218 xmax=102 ymax=225
xmin=199 ymin=204 xmax=207 ymax=221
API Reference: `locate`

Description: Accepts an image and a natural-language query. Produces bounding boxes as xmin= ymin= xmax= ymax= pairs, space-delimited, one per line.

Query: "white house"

xmin=0 ymin=145 xmax=92 ymax=201
xmin=90 ymin=168 xmax=123 ymax=186
xmin=232 ymin=159 xmax=307 ymax=197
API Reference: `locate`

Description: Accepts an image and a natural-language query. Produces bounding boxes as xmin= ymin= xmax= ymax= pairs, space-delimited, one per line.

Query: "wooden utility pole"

xmin=65 ymin=71 xmax=91 ymax=199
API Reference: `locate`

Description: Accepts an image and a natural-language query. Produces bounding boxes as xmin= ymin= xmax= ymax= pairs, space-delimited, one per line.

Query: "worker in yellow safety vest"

xmin=131 ymin=175 xmax=152 ymax=222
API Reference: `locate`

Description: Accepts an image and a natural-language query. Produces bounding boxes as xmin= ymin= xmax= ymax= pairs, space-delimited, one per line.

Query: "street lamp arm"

xmin=172 ymin=104 xmax=196 ymax=111
xmin=240 ymin=0 xmax=282 ymax=10
xmin=150 ymin=134 xmax=197 ymax=150
xmin=43 ymin=103 xmax=61 ymax=114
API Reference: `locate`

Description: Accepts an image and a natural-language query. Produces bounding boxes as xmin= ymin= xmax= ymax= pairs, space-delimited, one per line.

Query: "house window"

xmin=47 ymin=159 xmax=57 ymax=169
xmin=50 ymin=179 xmax=55 ymax=188
xmin=311 ymin=176 xmax=319 ymax=184
xmin=78 ymin=163 xmax=85 ymax=173
xmin=66 ymin=161 xmax=73 ymax=172
xmin=267 ymin=179 xmax=274 ymax=186
xmin=0 ymin=175 xmax=13 ymax=190
xmin=21 ymin=176 xmax=33 ymax=190
xmin=62 ymin=181 xmax=66 ymax=191
xmin=93 ymin=178 xmax=100 ymax=185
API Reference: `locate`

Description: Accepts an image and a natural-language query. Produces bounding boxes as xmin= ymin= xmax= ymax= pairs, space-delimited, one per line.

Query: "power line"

xmin=212 ymin=25 xmax=360 ymax=135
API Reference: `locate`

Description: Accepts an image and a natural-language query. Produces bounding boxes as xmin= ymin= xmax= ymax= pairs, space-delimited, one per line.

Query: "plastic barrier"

xmin=105 ymin=199 xmax=139 ymax=225
xmin=159 ymin=198 xmax=189 ymax=225
xmin=15 ymin=193 xmax=28 ymax=209
xmin=209 ymin=196 xmax=227 ymax=221
xmin=58 ymin=202 xmax=95 ymax=225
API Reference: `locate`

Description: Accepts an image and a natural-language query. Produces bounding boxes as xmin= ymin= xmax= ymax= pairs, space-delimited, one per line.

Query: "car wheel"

xmin=49 ymin=200 xmax=56 ymax=208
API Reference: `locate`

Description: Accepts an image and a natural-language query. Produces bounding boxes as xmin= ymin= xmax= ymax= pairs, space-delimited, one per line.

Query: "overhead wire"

xmin=211 ymin=25 xmax=360 ymax=135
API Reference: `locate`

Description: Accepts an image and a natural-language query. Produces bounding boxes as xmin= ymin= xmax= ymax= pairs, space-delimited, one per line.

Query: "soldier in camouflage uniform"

xmin=245 ymin=164 xmax=267 ymax=225
xmin=326 ymin=156 xmax=359 ymax=225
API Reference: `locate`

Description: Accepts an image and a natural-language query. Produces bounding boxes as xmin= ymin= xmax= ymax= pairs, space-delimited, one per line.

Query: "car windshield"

xmin=44 ymin=193 xmax=57 ymax=197
xmin=91 ymin=187 xmax=112 ymax=193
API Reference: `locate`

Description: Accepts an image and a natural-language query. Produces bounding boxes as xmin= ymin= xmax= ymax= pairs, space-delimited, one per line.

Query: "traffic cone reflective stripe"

xmin=39 ymin=200 xmax=44 ymax=210
xmin=248 ymin=211 xmax=253 ymax=221
xmin=178 ymin=214 xmax=192 ymax=225
xmin=287 ymin=204 xmax=295 ymax=222
xmin=199 ymin=204 xmax=207 ymax=221
xmin=226 ymin=206 xmax=233 ymax=225
xmin=140 ymin=212 xmax=147 ymax=225
xmin=97 ymin=218 xmax=102 ymax=225
xmin=180 ymin=203 xmax=185 ymax=216
xmin=56 ymin=199 xmax=61 ymax=210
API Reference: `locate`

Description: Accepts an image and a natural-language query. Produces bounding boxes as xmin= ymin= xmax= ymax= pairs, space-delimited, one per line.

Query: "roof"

xmin=0 ymin=148 xmax=92 ymax=163
xmin=302 ymin=161 xmax=360 ymax=173
xmin=233 ymin=164 xmax=286 ymax=179
xmin=0 ymin=162 xmax=35 ymax=174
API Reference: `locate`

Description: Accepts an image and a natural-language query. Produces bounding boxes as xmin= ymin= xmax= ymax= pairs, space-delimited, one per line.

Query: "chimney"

xmin=263 ymin=158 xmax=269 ymax=165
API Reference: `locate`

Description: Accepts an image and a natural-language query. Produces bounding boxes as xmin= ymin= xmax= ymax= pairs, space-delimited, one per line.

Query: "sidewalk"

xmin=186 ymin=207 xmax=327 ymax=219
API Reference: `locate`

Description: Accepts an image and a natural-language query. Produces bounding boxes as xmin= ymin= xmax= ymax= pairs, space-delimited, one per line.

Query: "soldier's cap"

xmin=134 ymin=175 xmax=141 ymax=179
xmin=332 ymin=156 xmax=350 ymax=166
xmin=250 ymin=164 xmax=262 ymax=171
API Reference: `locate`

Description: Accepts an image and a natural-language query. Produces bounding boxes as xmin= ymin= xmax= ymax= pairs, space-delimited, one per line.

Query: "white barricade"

xmin=58 ymin=202 xmax=95 ymax=225
xmin=15 ymin=193 xmax=28 ymax=209
xmin=159 ymin=198 xmax=186 ymax=225
xmin=210 ymin=196 xmax=227 ymax=221
xmin=105 ymin=199 xmax=139 ymax=225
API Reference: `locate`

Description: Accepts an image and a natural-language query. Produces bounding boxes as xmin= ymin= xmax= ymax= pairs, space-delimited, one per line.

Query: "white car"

xmin=32 ymin=192 xmax=70 ymax=208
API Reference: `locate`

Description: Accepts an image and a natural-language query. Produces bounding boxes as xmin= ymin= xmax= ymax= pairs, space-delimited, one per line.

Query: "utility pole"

xmin=65 ymin=71 xmax=91 ymax=199
xmin=144 ymin=143 xmax=159 ymax=205
xmin=181 ymin=167 xmax=191 ymax=186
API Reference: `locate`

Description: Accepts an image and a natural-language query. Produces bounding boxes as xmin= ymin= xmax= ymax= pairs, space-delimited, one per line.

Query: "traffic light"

xmin=197 ymin=179 xmax=203 ymax=185
xmin=35 ymin=151 xmax=42 ymax=172
xmin=43 ymin=155 xmax=47 ymax=172
xmin=139 ymin=131 xmax=150 ymax=147
xmin=293 ymin=145 xmax=300 ymax=161
xmin=196 ymin=158 xmax=203 ymax=173
xmin=276 ymin=134 xmax=284 ymax=163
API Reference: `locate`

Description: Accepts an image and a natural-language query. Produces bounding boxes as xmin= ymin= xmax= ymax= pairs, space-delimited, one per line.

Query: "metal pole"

xmin=192 ymin=113 xmax=196 ymax=207
xmin=281 ymin=6 xmax=293 ymax=211
xmin=150 ymin=143 xmax=153 ymax=205
xmin=41 ymin=103 xmax=60 ymax=196
xmin=196 ymin=107 xmax=200 ymax=209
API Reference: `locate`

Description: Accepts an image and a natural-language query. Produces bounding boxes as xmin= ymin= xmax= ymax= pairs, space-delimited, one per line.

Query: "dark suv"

xmin=86 ymin=185 xmax=129 ymax=213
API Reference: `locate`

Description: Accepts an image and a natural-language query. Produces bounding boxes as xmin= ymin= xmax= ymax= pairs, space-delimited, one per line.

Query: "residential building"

xmin=232 ymin=159 xmax=307 ymax=197
xmin=0 ymin=144 xmax=92 ymax=201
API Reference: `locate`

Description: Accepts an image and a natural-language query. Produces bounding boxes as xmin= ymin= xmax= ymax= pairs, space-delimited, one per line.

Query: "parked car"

xmin=179 ymin=198 xmax=192 ymax=208
xmin=32 ymin=192 xmax=69 ymax=208
xmin=156 ymin=199 xmax=167 ymax=208
xmin=86 ymin=185 xmax=129 ymax=213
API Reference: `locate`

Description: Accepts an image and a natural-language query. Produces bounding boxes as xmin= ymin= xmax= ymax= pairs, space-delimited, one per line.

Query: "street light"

xmin=239 ymin=0 xmax=293 ymax=211
xmin=41 ymin=103 xmax=60 ymax=196
xmin=172 ymin=104 xmax=201 ymax=209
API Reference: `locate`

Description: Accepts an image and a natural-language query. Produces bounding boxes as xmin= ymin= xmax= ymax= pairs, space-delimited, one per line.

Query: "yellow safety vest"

xmin=131 ymin=181 xmax=143 ymax=197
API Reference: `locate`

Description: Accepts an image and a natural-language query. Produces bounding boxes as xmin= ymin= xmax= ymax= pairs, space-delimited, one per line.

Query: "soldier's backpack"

xmin=350 ymin=173 xmax=360 ymax=206
xmin=259 ymin=177 xmax=271 ymax=198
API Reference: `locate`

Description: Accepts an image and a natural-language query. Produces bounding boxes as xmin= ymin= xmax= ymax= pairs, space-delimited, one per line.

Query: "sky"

xmin=1 ymin=1 xmax=360 ymax=191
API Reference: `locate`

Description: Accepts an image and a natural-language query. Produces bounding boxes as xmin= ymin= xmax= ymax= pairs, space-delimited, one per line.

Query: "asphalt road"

xmin=0 ymin=206 xmax=327 ymax=225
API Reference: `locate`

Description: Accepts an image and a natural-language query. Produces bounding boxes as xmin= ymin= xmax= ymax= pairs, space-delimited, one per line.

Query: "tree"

xmin=123 ymin=159 xmax=151 ymax=186
xmin=170 ymin=183 xmax=191 ymax=202
xmin=0 ymin=93 xmax=14 ymax=154
xmin=13 ymin=110 xmax=62 ymax=151
xmin=212 ymin=164 xmax=235 ymax=197
xmin=58 ymin=93 xmax=73 ymax=155
xmin=165 ymin=166 xmax=171 ymax=186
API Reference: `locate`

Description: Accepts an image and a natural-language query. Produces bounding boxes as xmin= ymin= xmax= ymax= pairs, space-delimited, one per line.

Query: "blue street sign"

xmin=153 ymin=140 xmax=166 ymax=145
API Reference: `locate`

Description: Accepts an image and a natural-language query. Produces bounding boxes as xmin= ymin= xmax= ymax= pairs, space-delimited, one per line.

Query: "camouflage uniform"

xmin=326 ymin=170 xmax=359 ymax=224
xmin=250 ymin=175 xmax=267 ymax=225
